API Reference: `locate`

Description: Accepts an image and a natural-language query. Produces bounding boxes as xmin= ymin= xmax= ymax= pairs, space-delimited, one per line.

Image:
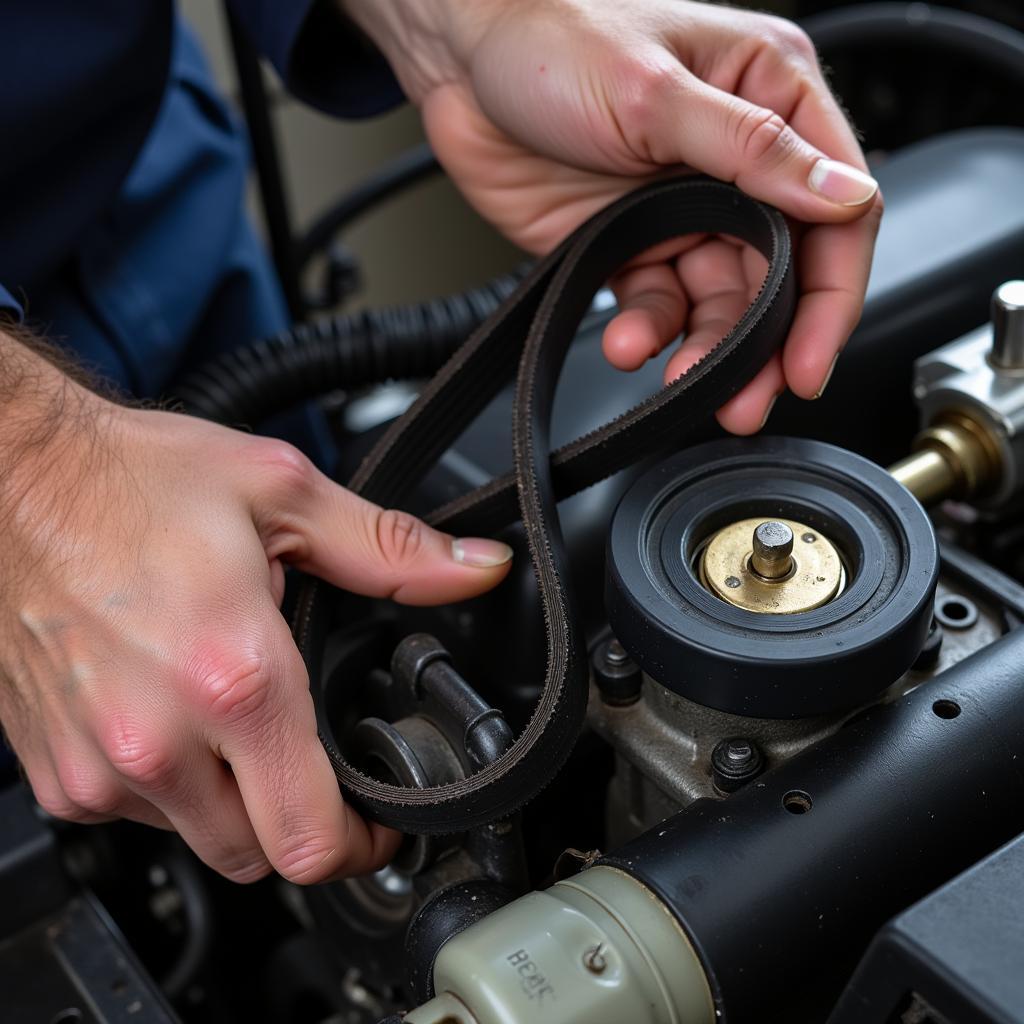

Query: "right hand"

xmin=346 ymin=0 xmax=882 ymax=434
xmin=0 ymin=356 xmax=513 ymax=883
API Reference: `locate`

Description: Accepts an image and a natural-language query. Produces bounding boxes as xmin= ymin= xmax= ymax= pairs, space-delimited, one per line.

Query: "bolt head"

xmin=754 ymin=520 xmax=794 ymax=554
xmin=593 ymin=638 xmax=641 ymax=706
xmin=604 ymin=639 xmax=629 ymax=665
xmin=723 ymin=739 xmax=753 ymax=763
xmin=711 ymin=736 xmax=764 ymax=793
xmin=750 ymin=521 xmax=795 ymax=581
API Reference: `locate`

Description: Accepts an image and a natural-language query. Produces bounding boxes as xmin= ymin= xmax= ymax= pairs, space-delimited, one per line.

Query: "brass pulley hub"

xmin=700 ymin=517 xmax=845 ymax=614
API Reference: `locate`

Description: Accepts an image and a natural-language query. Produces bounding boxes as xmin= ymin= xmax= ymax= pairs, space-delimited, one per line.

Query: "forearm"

xmin=0 ymin=327 xmax=109 ymax=561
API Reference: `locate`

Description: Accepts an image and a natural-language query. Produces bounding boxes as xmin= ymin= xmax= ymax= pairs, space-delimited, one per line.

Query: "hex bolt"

xmin=593 ymin=638 xmax=642 ymax=706
xmin=605 ymin=639 xmax=629 ymax=665
xmin=711 ymin=737 xmax=765 ymax=793
xmin=750 ymin=521 xmax=794 ymax=580
xmin=583 ymin=944 xmax=607 ymax=974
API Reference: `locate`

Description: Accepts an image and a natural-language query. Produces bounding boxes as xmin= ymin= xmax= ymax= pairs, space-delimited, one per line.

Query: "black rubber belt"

xmin=293 ymin=176 xmax=796 ymax=834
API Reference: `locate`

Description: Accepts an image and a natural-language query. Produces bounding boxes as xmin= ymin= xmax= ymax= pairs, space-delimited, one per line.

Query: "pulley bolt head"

xmin=711 ymin=736 xmax=764 ymax=793
xmin=750 ymin=521 xmax=794 ymax=580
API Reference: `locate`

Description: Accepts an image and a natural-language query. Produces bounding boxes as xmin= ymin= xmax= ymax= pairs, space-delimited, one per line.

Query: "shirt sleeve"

xmin=227 ymin=0 xmax=405 ymax=118
xmin=0 ymin=284 xmax=23 ymax=321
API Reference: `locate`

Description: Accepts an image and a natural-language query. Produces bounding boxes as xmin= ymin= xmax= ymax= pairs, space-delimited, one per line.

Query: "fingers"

xmin=9 ymin=606 xmax=398 ymax=885
xmin=613 ymin=170 xmax=878 ymax=413
xmin=715 ymin=354 xmax=786 ymax=436
xmin=248 ymin=441 xmax=513 ymax=606
xmin=659 ymin=238 xmax=749 ymax=375
xmin=781 ymin=210 xmax=882 ymax=400
xmin=679 ymin=77 xmax=875 ymax=219
xmin=185 ymin=610 xmax=400 ymax=884
xmin=603 ymin=236 xmax=785 ymax=433
xmin=639 ymin=16 xmax=879 ymax=408
xmin=15 ymin=731 xmax=174 ymax=831
xmin=604 ymin=263 xmax=688 ymax=370
xmin=90 ymin=711 xmax=274 ymax=882
xmin=714 ymin=18 xmax=867 ymax=174
xmin=624 ymin=45 xmax=875 ymax=224
xmin=654 ymin=13 xmax=876 ymax=216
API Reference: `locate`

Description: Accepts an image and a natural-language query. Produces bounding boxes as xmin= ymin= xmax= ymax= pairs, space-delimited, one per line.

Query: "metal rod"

xmin=224 ymin=4 xmax=304 ymax=320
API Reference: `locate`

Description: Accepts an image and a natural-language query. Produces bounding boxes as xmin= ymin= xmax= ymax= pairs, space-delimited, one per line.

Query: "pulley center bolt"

xmin=700 ymin=516 xmax=845 ymax=614
xmin=750 ymin=521 xmax=794 ymax=580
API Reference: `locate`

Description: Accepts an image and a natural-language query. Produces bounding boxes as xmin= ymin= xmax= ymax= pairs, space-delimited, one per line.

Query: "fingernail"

xmin=452 ymin=538 xmax=514 ymax=568
xmin=758 ymin=392 xmax=781 ymax=431
xmin=808 ymin=158 xmax=878 ymax=207
xmin=813 ymin=352 xmax=840 ymax=399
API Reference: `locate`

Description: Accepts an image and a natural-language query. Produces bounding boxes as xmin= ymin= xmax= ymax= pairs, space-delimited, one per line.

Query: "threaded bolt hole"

xmin=783 ymin=790 xmax=813 ymax=814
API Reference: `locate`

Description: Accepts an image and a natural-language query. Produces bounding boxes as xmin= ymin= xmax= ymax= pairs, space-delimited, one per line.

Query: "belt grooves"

xmin=293 ymin=177 xmax=796 ymax=834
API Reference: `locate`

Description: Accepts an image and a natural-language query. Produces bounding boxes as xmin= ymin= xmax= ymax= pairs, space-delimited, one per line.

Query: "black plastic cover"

xmin=600 ymin=627 xmax=1024 ymax=1023
xmin=829 ymin=832 xmax=1024 ymax=1024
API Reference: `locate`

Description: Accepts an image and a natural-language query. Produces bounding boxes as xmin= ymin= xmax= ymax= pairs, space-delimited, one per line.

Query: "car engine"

xmin=4 ymin=4 xmax=1024 ymax=1024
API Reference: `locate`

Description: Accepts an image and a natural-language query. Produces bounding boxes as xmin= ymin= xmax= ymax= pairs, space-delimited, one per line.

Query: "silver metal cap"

xmin=750 ymin=520 xmax=794 ymax=580
xmin=991 ymin=280 xmax=1024 ymax=371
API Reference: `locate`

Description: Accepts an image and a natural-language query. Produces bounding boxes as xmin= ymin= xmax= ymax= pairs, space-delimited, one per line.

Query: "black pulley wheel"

xmin=605 ymin=436 xmax=938 ymax=718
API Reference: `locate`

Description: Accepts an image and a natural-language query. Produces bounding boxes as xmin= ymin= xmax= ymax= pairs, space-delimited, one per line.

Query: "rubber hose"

xmin=173 ymin=268 xmax=527 ymax=426
xmin=803 ymin=3 xmax=1024 ymax=87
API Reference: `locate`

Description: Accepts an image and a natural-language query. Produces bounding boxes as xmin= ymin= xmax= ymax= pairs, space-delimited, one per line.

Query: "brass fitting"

xmin=700 ymin=517 xmax=844 ymax=614
xmin=889 ymin=410 xmax=1003 ymax=506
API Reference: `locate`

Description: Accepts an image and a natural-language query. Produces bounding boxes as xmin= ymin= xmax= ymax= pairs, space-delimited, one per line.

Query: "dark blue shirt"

xmin=0 ymin=1 xmax=403 ymax=394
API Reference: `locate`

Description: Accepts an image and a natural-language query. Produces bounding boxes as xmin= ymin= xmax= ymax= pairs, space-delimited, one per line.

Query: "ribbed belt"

xmin=293 ymin=176 xmax=796 ymax=833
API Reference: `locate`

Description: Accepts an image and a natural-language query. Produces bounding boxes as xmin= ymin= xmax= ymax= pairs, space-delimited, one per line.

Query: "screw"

xmin=751 ymin=521 xmax=794 ymax=580
xmin=593 ymin=638 xmax=642 ymax=706
xmin=604 ymin=639 xmax=629 ymax=665
xmin=725 ymin=575 xmax=741 ymax=588
xmin=583 ymin=944 xmax=607 ymax=974
xmin=711 ymin=736 xmax=764 ymax=793
xmin=802 ymin=532 xmax=817 ymax=544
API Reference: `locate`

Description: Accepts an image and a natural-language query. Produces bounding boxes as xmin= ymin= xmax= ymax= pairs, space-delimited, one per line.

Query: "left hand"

xmin=342 ymin=0 xmax=882 ymax=434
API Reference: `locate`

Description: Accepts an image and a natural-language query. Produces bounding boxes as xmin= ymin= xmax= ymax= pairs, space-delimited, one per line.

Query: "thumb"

xmin=278 ymin=476 xmax=513 ymax=606
xmin=650 ymin=72 xmax=878 ymax=222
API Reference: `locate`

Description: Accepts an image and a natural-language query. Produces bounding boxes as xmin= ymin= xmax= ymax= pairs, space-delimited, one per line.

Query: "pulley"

xmin=605 ymin=436 xmax=938 ymax=718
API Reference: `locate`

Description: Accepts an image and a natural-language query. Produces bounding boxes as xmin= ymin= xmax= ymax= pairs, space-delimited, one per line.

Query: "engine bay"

xmin=5 ymin=5 xmax=1024 ymax=1023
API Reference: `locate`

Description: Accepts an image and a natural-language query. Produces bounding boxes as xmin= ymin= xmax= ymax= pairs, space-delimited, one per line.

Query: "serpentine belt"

xmin=292 ymin=176 xmax=796 ymax=834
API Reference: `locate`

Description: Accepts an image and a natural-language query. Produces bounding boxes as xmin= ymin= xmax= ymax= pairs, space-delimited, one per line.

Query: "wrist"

xmin=337 ymin=0 xmax=507 ymax=102
xmin=0 ymin=330 xmax=119 ymax=570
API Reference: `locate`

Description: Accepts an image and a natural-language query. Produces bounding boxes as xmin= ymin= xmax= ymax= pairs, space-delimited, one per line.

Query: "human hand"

xmin=0 ymin=336 xmax=512 ymax=882
xmin=343 ymin=0 xmax=882 ymax=433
